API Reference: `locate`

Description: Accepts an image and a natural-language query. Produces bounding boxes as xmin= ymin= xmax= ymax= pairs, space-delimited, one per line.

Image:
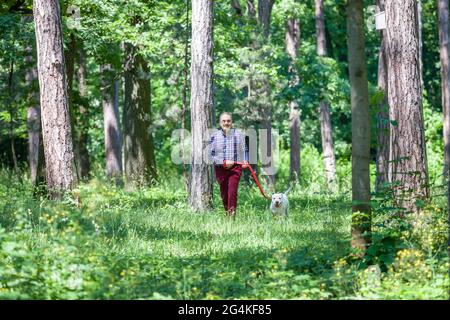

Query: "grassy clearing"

xmin=0 ymin=169 xmax=448 ymax=299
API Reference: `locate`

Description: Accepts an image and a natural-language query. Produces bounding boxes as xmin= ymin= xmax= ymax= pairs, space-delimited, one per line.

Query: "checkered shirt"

xmin=210 ymin=128 xmax=247 ymax=165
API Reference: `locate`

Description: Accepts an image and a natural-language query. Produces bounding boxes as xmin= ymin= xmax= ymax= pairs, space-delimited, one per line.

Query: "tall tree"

xmin=33 ymin=0 xmax=76 ymax=198
xmin=24 ymin=16 xmax=43 ymax=186
xmin=258 ymin=0 xmax=276 ymax=190
xmin=386 ymin=0 xmax=429 ymax=213
xmin=123 ymin=42 xmax=157 ymax=191
xmin=189 ymin=0 xmax=214 ymax=211
xmin=258 ymin=0 xmax=274 ymax=38
xmin=438 ymin=0 xmax=450 ymax=179
xmin=417 ymin=0 xmax=423 ymax=87
xmin=285 ymin=17 xmax=301 ymax=182
xmin=375 ymin=0 xmax=390 ymax=192
xmin=315 ymin=0 xmax=336 ymax=190
xmin=74 ymin=46 xmax=91 ymax=180
xmin=437 ymin=0 xmax=450 ymax=260
xmin=101 ymin=64 xmax=122 ymax=184
xmin=7 ymin=46 xmax=18 ymax=171
xmin=347 ymin=0 xmax=371 ymax=252
xmin=181 ymin=0 xmax=191 ymax=190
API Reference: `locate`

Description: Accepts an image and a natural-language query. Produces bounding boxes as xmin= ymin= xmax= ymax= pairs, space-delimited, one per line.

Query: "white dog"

xmin=270 ymin=186 xmax=292 ymax=217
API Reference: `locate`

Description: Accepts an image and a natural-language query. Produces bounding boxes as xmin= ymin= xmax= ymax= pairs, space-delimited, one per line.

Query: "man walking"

xmin=210 ymin=112 xmax=248 ymax=218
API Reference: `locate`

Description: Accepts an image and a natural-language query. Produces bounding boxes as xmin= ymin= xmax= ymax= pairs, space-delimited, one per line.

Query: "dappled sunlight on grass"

xmin=0 ymin=169 xmax=448 ymax=299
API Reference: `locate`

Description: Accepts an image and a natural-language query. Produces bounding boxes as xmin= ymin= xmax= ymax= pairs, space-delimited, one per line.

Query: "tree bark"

xmin=438 ymin=0 xmax=450 ymax=179
xmin=437 ymin=0 xmax=450 ymax=260
xmin=74 ymin=46 xmax=91 ymax=180
xmin=123 ymin=43 xmax=157 ymax=191
xmin=319 ymin=101 xmax=336 ymax=187
xmin=285 ymin=18 xmax=301 ymax=182
xmin=65 ymin=33 xmax=78 ymax=181
xmin=65 ymin=33 xmax=76 ymax=104
xmin=316 ymin=0 xmax=336 ymax=190
xmin=375 ymin=0 xmax=390 ymax=192
xmin=258 ymin=0 xmax=274 ymax=38
xmin=417 ymin=0 xmax=423 ymax=88
xmin=181 ymin=0 xmax=190 ymax=191
xmin=101 ymin=64 xmax=123 ymax=184
xmin=24 ymin=17 xmax=44 ymax=187
xmin=33 ymin=0 xmax=76 ymax=198
xmin=386 ymin=0 xmax=429 ymax=213
xmin=7 ymin=55 xmax=18 ymax=172
xmin=257 ymin=0 xmax=275 ymax=189
xmin=315 ymin=0 xmax=327 ymax=56
xmin=24 ymin=30 xmax=44 ymax=186
xmin=189 ymin=0 xmax=214 ymax=211
xmin=347 ymin=0 xmax=372 ymax=252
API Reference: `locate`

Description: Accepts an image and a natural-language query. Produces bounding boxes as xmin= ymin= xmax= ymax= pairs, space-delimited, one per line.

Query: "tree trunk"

xmin=23 ymin=15 xmax=43 ymax=186
xmin=319 ymin=101 xmax=336 ymax=188
xmin=315 ymin=0 xmax=327 ymax=56
xmin=438 ymin=0 xmax=450 ymax=262
xmin=189 ymin=0 xmax=214 ymax=212
xmin=347 ymin=0 xmax=372 ymax=252
xmin=24 ymin=38 xmax=44 ymax=186
xmin=375 ymin=0 xmax=390 ymax=192
xmin=101 ymin=64 xmax=123 ymax=184
xmin=258 ymin=0 xmax=275 ymax=189
xmin=285 ymin=18 xmax=301 ymax=182
xmin=33 ymin=0 xmax=76 ymax=198
xmin=65 ymin=33 xmax=78 ymax=181
xmin=438 ymin=0 xmax=450 ymax=179
xmin=74 ymin=47 xmax=91 ymax=180
xmin=386 ymin=0 xmax=429 ymax=213
xmin=417 ymin=0 xmax=423 ymax=88
xmin=7 ymin=56 xmax=18 ymax=172
xmin=258 ymin=0 xmax=274 ymax=38
xmin=65 ymin=34 xmax=76 ymax=104
xmin=181 ymin=0 xmax=190 ymax=191
xmin=123 ymin=43 xmax=157 ymax=191
xmin=27 ymin=107 xmax=42 ymax=184
xmin=316 ymin=0 xmax=336 ymax=190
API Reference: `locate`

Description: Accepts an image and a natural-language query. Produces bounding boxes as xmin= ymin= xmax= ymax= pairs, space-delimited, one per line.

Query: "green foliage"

xmin=0 ymin=167 xmax=448 ymax=299
xmin=0 ymin=0 xmax=448 ymax=301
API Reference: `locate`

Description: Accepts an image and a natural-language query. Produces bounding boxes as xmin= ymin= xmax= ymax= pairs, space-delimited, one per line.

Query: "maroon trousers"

xmin=214 ymin=164 xmax=243 ymax=214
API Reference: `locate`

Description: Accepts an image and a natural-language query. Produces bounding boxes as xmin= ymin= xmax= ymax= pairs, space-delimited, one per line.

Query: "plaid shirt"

xmin=210 ymin=128 xmax=247 ymax=165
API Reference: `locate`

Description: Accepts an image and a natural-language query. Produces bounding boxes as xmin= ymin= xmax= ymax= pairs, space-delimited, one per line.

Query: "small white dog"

xmin=270 ymin=186 xmax=292 ymax=217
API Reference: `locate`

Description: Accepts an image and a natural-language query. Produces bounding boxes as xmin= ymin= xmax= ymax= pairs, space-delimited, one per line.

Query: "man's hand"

xmin=242 ymin=161 xmax=249 ymax=169
xmin=224 ymin=160 xmax=234 ymax=169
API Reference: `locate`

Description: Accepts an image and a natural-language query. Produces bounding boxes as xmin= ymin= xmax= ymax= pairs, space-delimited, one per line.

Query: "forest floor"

xmin=0 ymin=169 xmax=448 ymax=299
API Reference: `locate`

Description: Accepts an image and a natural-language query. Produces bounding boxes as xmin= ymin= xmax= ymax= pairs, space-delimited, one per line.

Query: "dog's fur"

xmin=270 ymin=186 xmax=292 ymax=217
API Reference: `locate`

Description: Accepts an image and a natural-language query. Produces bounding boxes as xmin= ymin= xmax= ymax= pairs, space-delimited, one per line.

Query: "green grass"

xmin=0 ymin=168 xmax=448 ymax=299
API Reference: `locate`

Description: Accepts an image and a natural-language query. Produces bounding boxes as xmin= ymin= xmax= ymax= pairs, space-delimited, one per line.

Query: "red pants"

xmin=214 ymin=164 xmax=243 ymax=214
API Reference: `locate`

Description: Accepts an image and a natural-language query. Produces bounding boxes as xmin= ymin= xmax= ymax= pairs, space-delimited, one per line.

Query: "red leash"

xmin=223 ymin=161 xmax=271 ymax=200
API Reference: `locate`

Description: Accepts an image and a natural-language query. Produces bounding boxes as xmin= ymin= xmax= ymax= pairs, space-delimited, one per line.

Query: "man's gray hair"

xmin=219 ymin=112 xmax=233 ymax=121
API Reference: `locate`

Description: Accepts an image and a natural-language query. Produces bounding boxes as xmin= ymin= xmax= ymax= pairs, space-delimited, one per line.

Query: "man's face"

xmin=220 ymin=115 xmax=232 ymax=131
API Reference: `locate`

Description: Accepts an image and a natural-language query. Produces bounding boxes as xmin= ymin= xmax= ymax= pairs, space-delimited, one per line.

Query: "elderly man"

xmin=210 ymin=112 xmax=248 ymax=218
